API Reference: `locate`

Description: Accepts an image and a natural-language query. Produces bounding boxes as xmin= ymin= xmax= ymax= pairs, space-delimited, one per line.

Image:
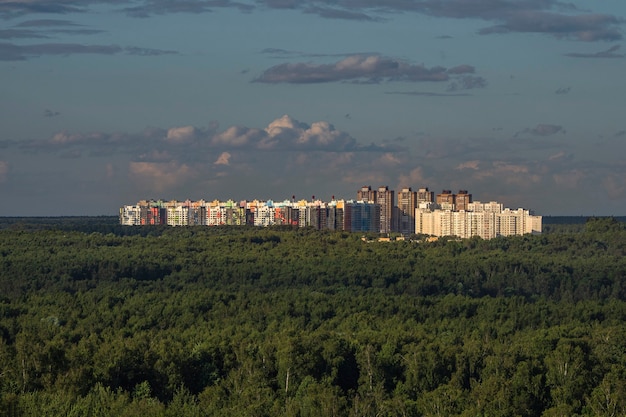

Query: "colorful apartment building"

xmin=120 ymin=186 xmax=542 ymax=238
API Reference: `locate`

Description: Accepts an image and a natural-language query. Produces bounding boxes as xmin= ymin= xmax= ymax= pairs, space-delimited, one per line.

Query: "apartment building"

xmin=376 ymin=186 xmax=395 ymax=234
xmin=398 ymin=187 xmax=417 ymax=235
xmin=415 ymin=201 xmax=542 ymax=239
xmin=120 ymin=186 xmax=541 ymax=239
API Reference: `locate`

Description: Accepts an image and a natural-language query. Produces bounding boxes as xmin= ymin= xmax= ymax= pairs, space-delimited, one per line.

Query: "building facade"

xmin=120 ymin=187 xmax=542 ymax=239
xmin=415 ymin=201 xmax=542 ymax=239
xmin=376 ymin=186 xmax=395 ymax=234
xmin=398 ymin=187 xmax=417 ymax=235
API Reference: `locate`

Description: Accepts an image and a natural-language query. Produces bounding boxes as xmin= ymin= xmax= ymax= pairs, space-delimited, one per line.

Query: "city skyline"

xmin=2 ymin=1 xmax=626 ymax=216
xmin=120 ymin=187 xmax=542 ymax=239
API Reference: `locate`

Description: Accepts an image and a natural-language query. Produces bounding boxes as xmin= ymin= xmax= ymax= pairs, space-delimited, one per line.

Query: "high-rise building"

xmin=456 ymin=190 xmax=472 ymax=211
xmin=417 ymin=187 xmax=434 ymax=204
xmin=436 ymin=190 xmax=455 ymax=210
xmin=307 ymin=201 xmax=328 ymax=231
xmin=346 ymin=201 xmax=380 ymax=233
xmin=357 ymin=185 xmax=376 ymax=202
xmin=327 ymin=199 xmax=345 ymax=231
xmin=398 ymin=187 xmax=417 ymax=235
xmin=377 ymin=186 xmax=395 ymax=234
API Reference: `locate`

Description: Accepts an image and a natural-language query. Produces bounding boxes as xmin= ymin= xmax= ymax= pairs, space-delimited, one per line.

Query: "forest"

xmin=1 ymin=217 xmax=625 ymax=416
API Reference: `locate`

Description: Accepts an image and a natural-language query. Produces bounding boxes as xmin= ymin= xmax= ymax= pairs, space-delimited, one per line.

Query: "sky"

xmin=1 ymin=0 xmax=626 ymax=216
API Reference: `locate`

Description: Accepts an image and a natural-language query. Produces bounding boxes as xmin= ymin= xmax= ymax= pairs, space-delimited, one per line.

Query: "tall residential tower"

xmin=398 ymin=187 xmax=417 ymax=235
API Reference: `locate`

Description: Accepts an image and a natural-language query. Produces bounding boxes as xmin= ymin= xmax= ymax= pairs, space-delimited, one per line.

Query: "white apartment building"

xmin=166 ymin=205 xmax=189 ymax=226
xmin=119 ymin=205 xmax=142 ymax=225
xmin=415 ymin=200 xmax=541 ymax=239
xmin=207 ymin=204 xmax=226 ymax=226
xmin=254 ymin=202 xmax=276 ymax=227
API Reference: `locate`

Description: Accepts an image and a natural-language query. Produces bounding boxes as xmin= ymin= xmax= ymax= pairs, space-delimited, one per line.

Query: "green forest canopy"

xmin=0 ymin=217 xmax=625 ymax=416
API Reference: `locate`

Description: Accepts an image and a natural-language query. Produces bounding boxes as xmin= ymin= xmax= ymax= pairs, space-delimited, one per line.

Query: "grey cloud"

xmin=125 ymin=46 xmax=178 ymax=56
xmin=121 ymin=0 xmax=253 ymax=17
xmin=531 ymin=124 xmax=564 ymax=136
xmin=1 ymin=23 xmax=103 ymax=40
xmin=261 ymin=0 xmax=298 ymax=9
xmin=555 ymin=86 xmax=571 ymax=95
xmin=0 ymin=42 xmax=177 ymax=61
xmin=122 ymin=1 xmax=215 ymax=17
xmin=254 ymin=54 xmax=467 ymax=84
xmin=0 ymin=1 xmax=85 ymax=19
xmin=261 ymin=48 xmax=294 ymax=56
xmin=478 ymin=11 xmax=623 ymax=41
xmin=260 ymin=48 xmax=380 ymax=59
xmin=2 ymin=19 xmax=104 ymax=40
xmin=404 ymin=139 xmax=626 ymax=213
xmin=303 ymin=6 xmax=379 ymax=21
xmin=259 ymin=0 xmax=623 ymax=41
xmin=15 ymin=19 xmax=83 ymax=27
xmin=446 ymin=64 xmax=475 ymax=75
xmin=13 ymin=115 xmax=396 ymax=157
xmin=0 ymin=42 xmax=121 ymax=60
xmin=7 ymin=116 xmax=407 ymax=202
xmin=385 ymin=91 xmax=471 ymax=97
xmin=516 ymin=124 xmax=565 ymax=137
xmin=447 ymin=75 xmax=487 ymax=91
xmin=565 ymin=45 xmax=624 ymax=58
xmin=2 ymin=0 xmax=619 ymax=44
xmin=49 ymin=29 xmax=105 ymax=36
xmin=44 ymin=109 xmax=61 ymax=118
xmin=1 ymin=0 xmax=254 ymax=19
xmin=0 ymin=29 xmax=49 ymax=40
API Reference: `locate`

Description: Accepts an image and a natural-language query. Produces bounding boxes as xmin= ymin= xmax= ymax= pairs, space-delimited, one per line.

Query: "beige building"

xmin=377 ymin=186 xmax=395 ymax=234
xmin=415 ymin=201 xmax=541 ymax=239
xmin=357 ymin=185 xmax=377 ymax=202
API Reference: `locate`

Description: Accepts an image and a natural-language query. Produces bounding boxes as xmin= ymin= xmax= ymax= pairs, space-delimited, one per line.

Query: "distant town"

xmin=120 ymin=186 xmax=541 ymax=239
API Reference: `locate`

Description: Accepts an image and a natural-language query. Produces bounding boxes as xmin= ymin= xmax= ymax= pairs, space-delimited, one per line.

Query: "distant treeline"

xmin=1 ymin=215 xmax=625 ymax=234
xmin=543 ymin=215 xmax=626 ymax=224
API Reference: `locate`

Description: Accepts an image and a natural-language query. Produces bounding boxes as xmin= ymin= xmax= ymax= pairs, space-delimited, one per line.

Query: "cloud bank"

xmin=254 ymin=54 xmax=483 ymax=85
xmin=3 ymin=115 xmax=625 ymax=216
xmin=1 ymin=0 xmax=622 ymax=42
xmin=565 ymin=45 xmax=624 ymax=59
xmin=0 ymin=42 xmax=178 ymax=61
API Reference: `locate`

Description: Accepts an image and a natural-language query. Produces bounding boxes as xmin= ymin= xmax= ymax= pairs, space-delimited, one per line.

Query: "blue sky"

xmin=1 ymin=0 xmax=625 ymax=216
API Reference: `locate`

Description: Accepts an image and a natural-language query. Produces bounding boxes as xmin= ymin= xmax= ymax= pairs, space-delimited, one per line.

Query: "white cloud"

xmin=129 ymin=161 xmax=195 ymax=193
xmin=548 ymin=151 xmax=566 ymax=161
xmin=166 ymin=126 xmax=196 ymax=143
xmin=378 ymin=152 xmax=403 ymax=165
xmin=211 ymin=126 xmax=262 ymax=147
xmin=455 ymin=160 xmax=480 ymax=170
xmin=397 ymin=167 xmax=427 ymax=189
xmin=214 ymin=152 xmax=231 ymax=166
xmin=50 ymin=131 xmax=85 ymax=144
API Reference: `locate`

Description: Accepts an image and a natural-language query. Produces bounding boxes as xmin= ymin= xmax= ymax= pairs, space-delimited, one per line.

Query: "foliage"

xmin=1 ymin=217 xmax=626 ymax=415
